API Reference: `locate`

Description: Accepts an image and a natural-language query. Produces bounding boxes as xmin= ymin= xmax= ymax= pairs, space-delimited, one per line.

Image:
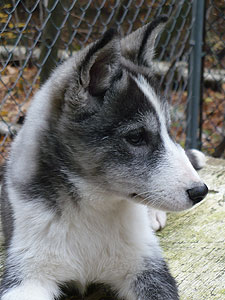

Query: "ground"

xmin=158 ymin=157 xmax=225 ymax=300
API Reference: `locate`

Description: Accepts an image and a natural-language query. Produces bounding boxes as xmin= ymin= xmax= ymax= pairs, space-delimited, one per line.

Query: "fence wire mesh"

xmin=203 ymin=0 xmax=225 ymax=157
xmin=0 ymin=0 xmax=224 ymax=163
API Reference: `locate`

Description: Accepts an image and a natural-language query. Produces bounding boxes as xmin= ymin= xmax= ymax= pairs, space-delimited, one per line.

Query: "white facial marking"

xmin=133 ymin=75 xmax=205 ymax=211
xmin=134 ymin=75 xmax=171 ymax=149
xmin=134 ymin=75 xmax=165 ymax=123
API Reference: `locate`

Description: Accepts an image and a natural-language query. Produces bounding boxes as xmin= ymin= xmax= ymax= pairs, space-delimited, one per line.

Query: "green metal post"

xmin=186 ymin=0 xmax=205 ymax=149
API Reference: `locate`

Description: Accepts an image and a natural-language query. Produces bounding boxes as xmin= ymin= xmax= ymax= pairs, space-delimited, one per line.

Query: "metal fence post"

xmin=185 ymin=0 xmax=205 ymax=150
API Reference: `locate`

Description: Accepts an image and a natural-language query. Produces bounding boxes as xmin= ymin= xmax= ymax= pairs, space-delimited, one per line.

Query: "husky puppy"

xmin=0 ymin=16 xmax=208 ymax=300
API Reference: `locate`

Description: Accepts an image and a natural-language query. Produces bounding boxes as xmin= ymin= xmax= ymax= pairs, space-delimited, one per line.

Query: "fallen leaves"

xmin=0 ymin=64 xmax=39 ymax=163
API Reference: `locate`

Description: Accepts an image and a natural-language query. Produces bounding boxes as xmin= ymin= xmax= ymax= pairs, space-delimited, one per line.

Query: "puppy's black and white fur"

xmin=0 ymin=17 xmax=208 ymax=300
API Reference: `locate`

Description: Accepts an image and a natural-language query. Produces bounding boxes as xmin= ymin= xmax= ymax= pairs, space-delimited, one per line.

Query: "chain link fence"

xmin=0 ymin=0 xmax=224 ymax=163
xmin=203 ymin=0 xmax=225 ymax=157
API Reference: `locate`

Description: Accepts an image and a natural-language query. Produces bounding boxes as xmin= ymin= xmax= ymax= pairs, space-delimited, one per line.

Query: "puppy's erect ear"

xmin=121 ymin=16 xmax=168 ymax=66
xmin=79 ymin=28 xmax=121 ymax=97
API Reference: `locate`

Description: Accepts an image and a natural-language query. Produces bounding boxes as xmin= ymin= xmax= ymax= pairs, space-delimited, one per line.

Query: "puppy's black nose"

xmin=187 ymin=184 xmax=208 ymax=205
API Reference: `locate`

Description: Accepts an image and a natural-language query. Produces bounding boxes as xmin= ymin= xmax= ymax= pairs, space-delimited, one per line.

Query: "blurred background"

xmin=0 ymin=0 xmax=224 ymax=164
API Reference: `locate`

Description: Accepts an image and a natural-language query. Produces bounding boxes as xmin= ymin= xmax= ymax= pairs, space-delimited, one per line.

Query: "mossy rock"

xmin=158 ymin=157 xmax=225 ymax=300
xmin=0 ymin=157 xmax=224 ymax=299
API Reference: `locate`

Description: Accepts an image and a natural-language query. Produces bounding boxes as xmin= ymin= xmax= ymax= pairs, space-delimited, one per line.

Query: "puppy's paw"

xmin=185 ymin=149 xmax=206 ymax=170
xmin=148 ymin=208 xmax=167 ymax=231
xmin=1 ymin=280 xmax=59 ymax=300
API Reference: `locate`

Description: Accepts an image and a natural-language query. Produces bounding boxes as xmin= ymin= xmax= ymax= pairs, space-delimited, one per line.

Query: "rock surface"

xmin=0 ymin=157 xmax=224 ymax=299
xmin=158 ymin=156 xmax=225 ymax=300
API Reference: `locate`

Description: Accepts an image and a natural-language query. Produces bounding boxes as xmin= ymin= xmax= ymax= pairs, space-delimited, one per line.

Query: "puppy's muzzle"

xmin=187 ymin=184 xmax=208 ymax=205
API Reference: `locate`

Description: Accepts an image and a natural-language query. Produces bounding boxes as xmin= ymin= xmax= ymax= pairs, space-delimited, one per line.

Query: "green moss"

xmin=157 ymin=158 xmax=225 ymax=300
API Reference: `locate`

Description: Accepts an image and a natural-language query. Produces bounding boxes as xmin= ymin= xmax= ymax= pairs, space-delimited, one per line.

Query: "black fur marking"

xmin=138 ymin=15 xmax=168 ymax=66
xmin=121 ymin=58 xmax=169 ymax=113
xmin=0 ymin=263 xmax=22 ymax=297
xmin=0 ymin=178 xmax=14 ymax=248
xmin=86 ymin=75 xmax=165 ymax=170
xmin=104 ymin=75 xmax=160 ymax=125
xmin=59 ymin=282 xmax=116 ymax=299
xmin=59 ymin=281 xmax=82 ymax=298
xmin=0 ymin=168 xmax=21 ymax=297
xmin=17 ymin=126 xmax=83 ymax=211
xmin=133 ymin=258 xmax=179 ymax=300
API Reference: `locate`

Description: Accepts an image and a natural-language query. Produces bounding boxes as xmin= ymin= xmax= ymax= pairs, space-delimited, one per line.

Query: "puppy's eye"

xmin=125 ymin=132 xmax=146 ymax=146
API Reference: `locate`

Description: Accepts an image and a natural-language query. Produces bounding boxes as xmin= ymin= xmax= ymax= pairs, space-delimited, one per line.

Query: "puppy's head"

xmin=55 ymin=17 xmax=208 ymax=211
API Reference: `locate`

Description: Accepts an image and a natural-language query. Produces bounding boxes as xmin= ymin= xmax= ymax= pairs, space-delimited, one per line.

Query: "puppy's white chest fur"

xmin=10 ymin=192 xmax=160 ymax=289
